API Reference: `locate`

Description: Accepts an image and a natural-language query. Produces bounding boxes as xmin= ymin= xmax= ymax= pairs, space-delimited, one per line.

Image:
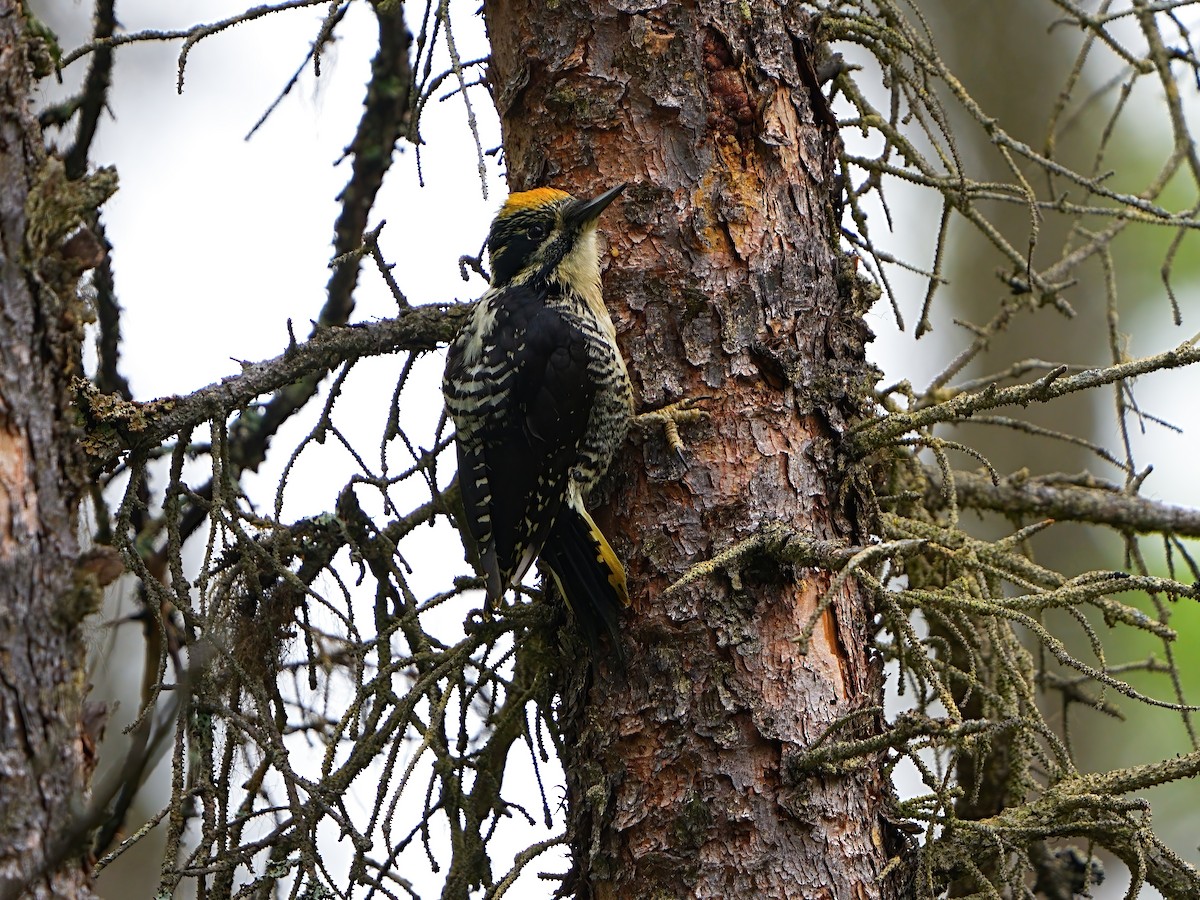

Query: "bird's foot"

xmin=634 ymin=396 xmax=711 ymax=461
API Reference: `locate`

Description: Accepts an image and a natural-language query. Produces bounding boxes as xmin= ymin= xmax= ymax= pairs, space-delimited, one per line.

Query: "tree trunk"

xmin=483 ymin=2 xmax=903 ymax=897
xmin=0 ymin=6 xmax=100 ymax=898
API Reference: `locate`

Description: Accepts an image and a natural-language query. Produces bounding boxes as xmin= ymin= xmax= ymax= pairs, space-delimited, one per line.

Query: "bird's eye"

xmin=529 ymin=223 xmax=550 ymax=242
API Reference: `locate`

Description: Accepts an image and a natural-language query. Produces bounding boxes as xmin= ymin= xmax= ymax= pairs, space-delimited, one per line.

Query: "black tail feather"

xmin=539 ymin=504 xmax=627 ymax=666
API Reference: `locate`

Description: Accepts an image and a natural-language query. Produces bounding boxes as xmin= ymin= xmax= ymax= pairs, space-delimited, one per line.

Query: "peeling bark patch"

xmin=0 ymin=416 xmax=36 ymax=551
xmin=749 ymin=417 xmax=787 ymax=457
xmin=747 ymin=580 xmax=845 ymax=724
xmin=545 ymin=75 xmax=626 ymax=127
xmin=626 ymin=14 xmax=678 ymax=61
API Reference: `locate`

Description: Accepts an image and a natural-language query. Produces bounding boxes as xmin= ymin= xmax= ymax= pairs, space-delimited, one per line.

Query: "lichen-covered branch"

xmin=849 ymin=339 xmax=1200 ymax=456
xmin=927 ymin=468 xmax=1200 ymax=537
xmin=76 ymin=304 xmax=467 ymax=465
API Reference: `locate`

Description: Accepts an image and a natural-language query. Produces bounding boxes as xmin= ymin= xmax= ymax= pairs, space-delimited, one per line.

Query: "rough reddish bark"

xmin=483 ymin=2 xmax=902 ymax=897
xmin=0 ymin=6 xmax=99 ymax=898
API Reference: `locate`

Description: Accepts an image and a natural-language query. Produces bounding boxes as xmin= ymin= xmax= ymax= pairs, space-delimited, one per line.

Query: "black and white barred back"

xmin=442 ymin=186 xmax=632 ymax=659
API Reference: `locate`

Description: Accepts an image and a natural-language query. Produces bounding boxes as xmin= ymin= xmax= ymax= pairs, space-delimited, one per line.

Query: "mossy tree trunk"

xmin=0 ymin=5 xmax=102 ymax=898
xmin=483 ymin=2 xmax=904 ymax=896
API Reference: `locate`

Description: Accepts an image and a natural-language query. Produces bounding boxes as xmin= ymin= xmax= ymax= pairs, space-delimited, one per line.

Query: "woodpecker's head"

xmin=487 ymin=184 xmax=626 ymax=288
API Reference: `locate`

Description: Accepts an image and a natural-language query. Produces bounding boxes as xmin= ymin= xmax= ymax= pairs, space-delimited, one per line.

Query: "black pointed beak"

xmin=565 ymin=183 xmax=626 ymax=230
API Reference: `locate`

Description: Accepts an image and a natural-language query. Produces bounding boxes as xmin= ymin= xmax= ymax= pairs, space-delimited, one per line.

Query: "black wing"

xmin=445 ymin=283 xmax=595 ymax=600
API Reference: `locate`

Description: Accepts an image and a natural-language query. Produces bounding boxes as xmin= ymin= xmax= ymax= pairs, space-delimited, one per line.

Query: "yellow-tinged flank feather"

xmin=579 ymin=505 xmax=630 ymax=607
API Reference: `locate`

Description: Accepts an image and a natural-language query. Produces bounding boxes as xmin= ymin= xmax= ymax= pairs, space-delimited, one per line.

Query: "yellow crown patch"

xmin=501 ymin=187 xmax=572 ymax=215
